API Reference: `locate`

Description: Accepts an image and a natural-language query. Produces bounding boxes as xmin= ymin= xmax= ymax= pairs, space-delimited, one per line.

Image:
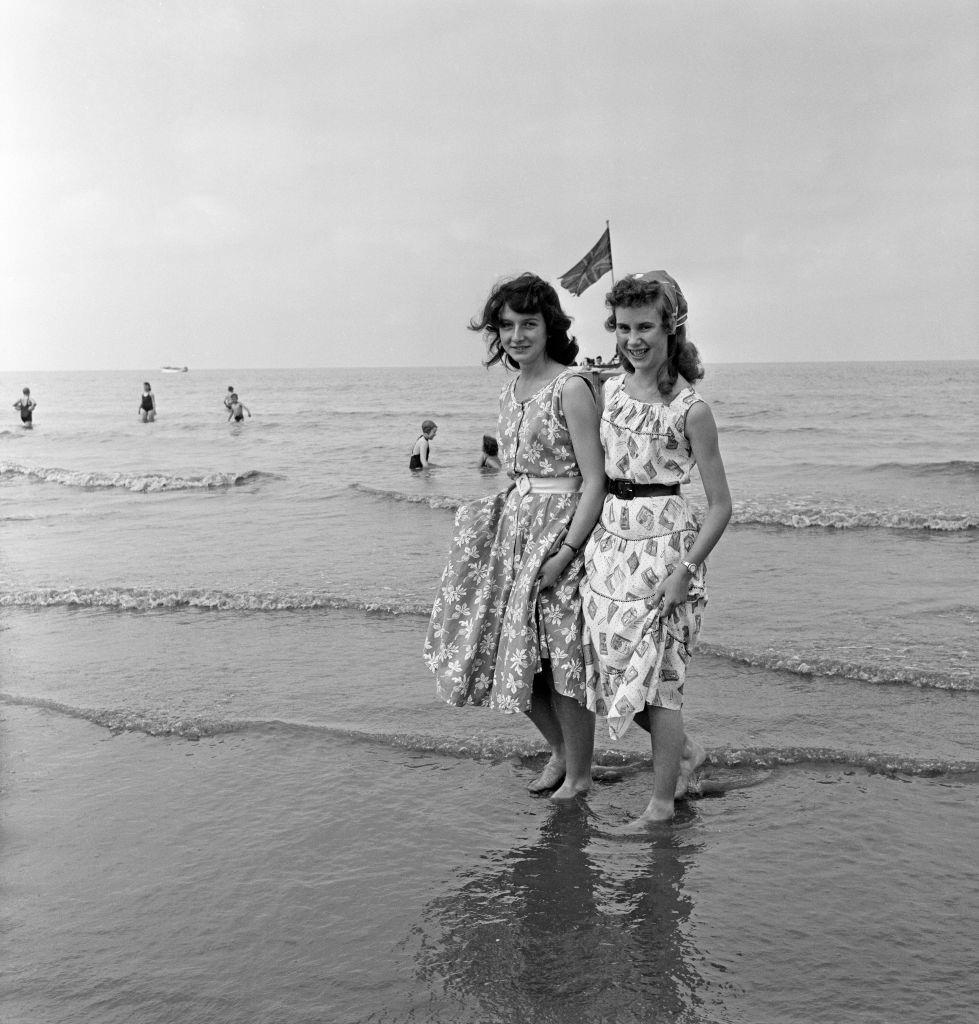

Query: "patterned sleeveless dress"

xmin=581 ymin=376 xmax=708 ymax=739
xmin=424 ymin=369 xmax=592 ymax=713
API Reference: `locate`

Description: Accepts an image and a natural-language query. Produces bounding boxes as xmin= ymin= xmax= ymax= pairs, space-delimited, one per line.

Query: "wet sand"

xmin=2 ymin=703 xmax=976 ymax=1024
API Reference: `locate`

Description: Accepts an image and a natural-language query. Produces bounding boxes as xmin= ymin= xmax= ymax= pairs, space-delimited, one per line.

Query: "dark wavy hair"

xmin=482 ymin=434 xmax=499 ymax=456
xmin=469 ymin=273 xmax=578 ymax=369
xmin=604 ymin=275 xmax=703 ymax=396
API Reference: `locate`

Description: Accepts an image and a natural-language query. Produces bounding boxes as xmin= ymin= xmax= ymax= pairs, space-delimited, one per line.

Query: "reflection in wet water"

xmin=410 ymin=804 xmax=716 ymax=1023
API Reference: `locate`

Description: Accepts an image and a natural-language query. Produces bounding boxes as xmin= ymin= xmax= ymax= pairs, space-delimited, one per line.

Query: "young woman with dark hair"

xmin=425 ymin=273 xmax=605 ymax=801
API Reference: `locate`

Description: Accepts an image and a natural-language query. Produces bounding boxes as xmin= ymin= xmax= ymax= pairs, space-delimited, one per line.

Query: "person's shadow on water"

xmin=407 ymin=802 xmax=710 ymax=1024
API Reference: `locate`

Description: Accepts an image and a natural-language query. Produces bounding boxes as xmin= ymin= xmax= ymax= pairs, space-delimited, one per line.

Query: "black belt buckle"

xmin=612 ymin=478 xmax=634 ymax=499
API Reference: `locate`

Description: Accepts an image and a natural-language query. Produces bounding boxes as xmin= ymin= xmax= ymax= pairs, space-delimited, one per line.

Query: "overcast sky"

xmin=2 ymin=0 xmax=976 ymax=370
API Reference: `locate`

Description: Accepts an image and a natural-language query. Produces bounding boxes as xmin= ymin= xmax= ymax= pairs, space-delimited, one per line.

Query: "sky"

xmin=1 ymin=0 xmax=976 ymax=370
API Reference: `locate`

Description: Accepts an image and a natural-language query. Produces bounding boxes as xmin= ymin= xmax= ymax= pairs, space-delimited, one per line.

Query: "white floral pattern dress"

xmin=425 ymin=369 xmax=591 ymax=713
xmin=581 ymin=376 xmax=708 ymax=739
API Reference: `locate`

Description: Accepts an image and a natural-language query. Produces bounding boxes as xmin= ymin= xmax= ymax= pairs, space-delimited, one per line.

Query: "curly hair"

xmin=604 ymin=275 xmax=703 ymax=396
xmin=469 ymin=273 xmax=578 ymax=369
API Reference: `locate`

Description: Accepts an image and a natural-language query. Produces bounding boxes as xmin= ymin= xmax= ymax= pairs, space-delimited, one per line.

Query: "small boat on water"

xmin=161 ymin=366 xmax=189 ymax=373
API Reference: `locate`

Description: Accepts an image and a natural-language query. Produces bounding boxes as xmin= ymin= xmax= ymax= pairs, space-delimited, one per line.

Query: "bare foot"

xmin=616 ymin=796 xmax=676 ymax=830
xmin=528 ymin=755 xmax=566 ymax=793
xmin=675 ymin=738 xmax=708 ymax=798
xmin=550 ymin=778 xmax=590 ymax=802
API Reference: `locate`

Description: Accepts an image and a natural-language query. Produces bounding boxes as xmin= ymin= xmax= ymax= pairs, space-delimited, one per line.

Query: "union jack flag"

xmin=559 ymin=226 xmax=613 ymax=295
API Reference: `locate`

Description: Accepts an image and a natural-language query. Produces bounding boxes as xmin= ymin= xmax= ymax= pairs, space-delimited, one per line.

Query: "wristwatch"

xmin=681 ymin=560 xmax=699 ymax=575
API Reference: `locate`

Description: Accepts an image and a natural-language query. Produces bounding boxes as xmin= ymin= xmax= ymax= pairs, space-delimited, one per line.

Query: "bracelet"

xmin=561 ymin=541 xmax=581 ymax=556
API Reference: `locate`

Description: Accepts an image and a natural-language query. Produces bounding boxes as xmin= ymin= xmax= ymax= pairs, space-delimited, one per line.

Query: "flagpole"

xmin=606 ymin=220 xmax=614 ymax=286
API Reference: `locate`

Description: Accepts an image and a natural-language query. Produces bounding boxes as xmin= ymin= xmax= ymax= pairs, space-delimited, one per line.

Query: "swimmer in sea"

xmin=138 ymin=382 xmax=156 ymax=422
xmin=13 ymin=387 xmax=36 ymax=428
xmin=409 ymin=420 xmax=437 ymax=470
xmin=478 ymin=434 xmax=501 ymax=471
xmin=224 ymin=386 xmax=235 ymax=412
xmin=227 ymin=393 xmax=251 ymax=423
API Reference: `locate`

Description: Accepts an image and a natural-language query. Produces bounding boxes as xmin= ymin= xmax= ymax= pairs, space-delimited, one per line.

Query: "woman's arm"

xmin=655 ymin=401 xmax=732 ymax=615
xmin=538 ymin=375 xmax=606 ymax=589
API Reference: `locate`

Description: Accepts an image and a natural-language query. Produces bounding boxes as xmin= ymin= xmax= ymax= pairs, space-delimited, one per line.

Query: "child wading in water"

xmin=138 ymin=382 xmax=156 ymax=422
xmin=409 ymin=420 xmax=437 ymax=470
xmin=227 ymin=394 xmax=251 ymax=423
xmin=425 ymin=273 xmax=605 ymax=800
xmin=478 ymin=434 xmax=501 ymax=471
xmin=581 ymin=271 xmax=731 ymax=826
xmin=13 ymin=387 xmax=36 ymax=428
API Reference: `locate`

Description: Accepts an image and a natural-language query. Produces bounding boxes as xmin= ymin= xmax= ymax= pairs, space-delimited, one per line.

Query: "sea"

xmin=1 ymin=362 xmax=976 ymax=1024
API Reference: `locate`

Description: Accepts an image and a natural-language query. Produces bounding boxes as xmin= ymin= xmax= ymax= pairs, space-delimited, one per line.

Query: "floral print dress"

xmin=425 ymin=369 xmax=591 ymax=713
xmin=581 ymin=376 xmax=708 ymax=739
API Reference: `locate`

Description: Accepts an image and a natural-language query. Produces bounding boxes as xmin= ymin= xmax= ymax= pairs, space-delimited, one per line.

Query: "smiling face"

xmin=498 ymin=304 xmax=548 ymax=367
xmin=614 ymin=303 xmax=670 ymax=371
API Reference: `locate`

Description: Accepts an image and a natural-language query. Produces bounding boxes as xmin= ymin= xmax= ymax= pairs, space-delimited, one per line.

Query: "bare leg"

xmin=612 ymin=706 xmax=685 ymax=831
xmin=549 ymin=691 xmax=595 ymax=801
xmin=675 ymin=732 xmax=707 ymax=798
xmin=631 ymin=706 xmax=704 ymax=797
xmin=524 ymin=670 xmax=566 ymax=792
xmin=640 ymin=706 xmax=685 ymax=822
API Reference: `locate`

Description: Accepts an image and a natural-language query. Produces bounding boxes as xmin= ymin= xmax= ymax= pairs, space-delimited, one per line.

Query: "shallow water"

xmin=2 ymin=707 xmax=976 ymax=1024
xmin=1 ymin=362 xmax=977 ymax=1022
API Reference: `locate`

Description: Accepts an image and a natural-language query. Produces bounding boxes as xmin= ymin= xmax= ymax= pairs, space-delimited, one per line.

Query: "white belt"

xmin=513 ymin=474 xmax=582 ymax=496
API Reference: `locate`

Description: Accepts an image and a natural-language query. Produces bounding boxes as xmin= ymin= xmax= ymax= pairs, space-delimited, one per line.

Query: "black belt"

xmin=607 ymin=478 xmax=680 ymax=499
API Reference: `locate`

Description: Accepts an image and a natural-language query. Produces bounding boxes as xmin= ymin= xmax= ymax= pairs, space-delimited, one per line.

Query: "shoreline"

xmin=3 ymin=702 xmax=976 ymax=1024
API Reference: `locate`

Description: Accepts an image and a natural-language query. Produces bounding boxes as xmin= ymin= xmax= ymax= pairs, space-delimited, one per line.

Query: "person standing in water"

xmin=138 ymin=382 xmax=156 ymax=422
xmin=409 ymin=420 xmax=437 ymax=470
xmin=581 ymin=271 xmax=731 ymax=827
xmin=477 ymin=434 xmax=501 ymax=471
xmin=12 ymin=387 xmax=36 ymax=428
xmin=227 ymin=393 xmax=251 ymax=423
xmin=425 ymin=273 xmax=606 ymax=801
xmin=223 ymin=386 xmax=235 ymax=413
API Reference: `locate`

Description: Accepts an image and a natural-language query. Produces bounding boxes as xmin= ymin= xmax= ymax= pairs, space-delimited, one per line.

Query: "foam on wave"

xmin=698 ymin=641 xmax=975 ymax=692
xmin=350 ymin=483 xmax=976 ymax=532
xmin=2 ymin=693 xmax=973 ymax=776
xmin=349 ymin=482 xmax=464 ymax=510
xmin=729 ymin=502 xmax=977 ymax=531
xmin=3 ymin=587 xmax=972 ymax=691
xmin=0 ymin=462 xmax=277 ymax=492
xmin=0 ymin=586 xmax=422 ymax=616
xmin=867 ymin=459 xmax=978 ymax=478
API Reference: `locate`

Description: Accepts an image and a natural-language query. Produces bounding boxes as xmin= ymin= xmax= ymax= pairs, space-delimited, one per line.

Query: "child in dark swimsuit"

xmin=138 ymin=383 xmax=156 ymax=422
xmin=13 ymin=387 xmax=36 ymax=428
xmin=409 ymin=420 xmax=437 ymax=470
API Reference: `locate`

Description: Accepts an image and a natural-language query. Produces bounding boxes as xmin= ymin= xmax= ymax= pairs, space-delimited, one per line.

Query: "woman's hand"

xmin=538 ymin=552 xmax=571 ymax=590
xmin=651 ymin=569 xmax=691 ymax=618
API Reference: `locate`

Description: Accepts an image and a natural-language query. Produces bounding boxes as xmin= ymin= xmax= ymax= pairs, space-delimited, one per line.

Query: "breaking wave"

xmin=0 ymin=586 xmax=422 ymax=617
xmin=0 ymin=461 xmax=278 ymax=492
xmin=697 ymin=641 xmax=975 ymax=692
xmin=867 ymin=459 xmax=978 ymax=479
xmin=351 ymin=484 xmax=977 ymax=532
xmin=2 ymin=586 xmax=974 ymax=692
xmin=1 ymin=692 xmax=974 ymax=777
